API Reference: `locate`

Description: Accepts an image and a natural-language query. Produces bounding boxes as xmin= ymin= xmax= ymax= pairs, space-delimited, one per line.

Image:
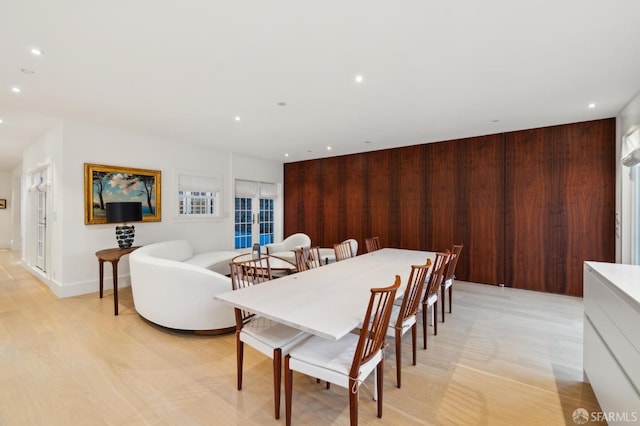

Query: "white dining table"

xmin=215 ymin=248 xmax=434 ymax=341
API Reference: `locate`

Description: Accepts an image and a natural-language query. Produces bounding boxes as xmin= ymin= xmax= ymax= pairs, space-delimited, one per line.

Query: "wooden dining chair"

xmin=229 ymin=256 xmax=310 ymax=420
xmin=365 ymin=236 xmax=381 ymax=253
xmin=387 ymin=259 xmax=431 ymax=388
xmin=334 ymin=240 xmax=355 ymax=262
xmin=421 ymin=252 xmax=449 ymax=349
xmin=441 ymin=244 xmax=463 ymax=322
xmin=284 ymin=276 xmax=401 ymax=426
xmin=293 ymin=246 xmax=323 ymax=272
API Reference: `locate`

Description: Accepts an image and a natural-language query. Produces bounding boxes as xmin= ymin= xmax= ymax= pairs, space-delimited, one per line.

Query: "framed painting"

xmin=0 ymin=199 xmax=6 ymax=209
xmin=84 ymin=163 xmax=161 ymax=224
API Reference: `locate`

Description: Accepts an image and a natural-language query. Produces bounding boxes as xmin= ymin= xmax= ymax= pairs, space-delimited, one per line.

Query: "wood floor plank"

xmin=0 ymin=249 xmax=603 ymax=425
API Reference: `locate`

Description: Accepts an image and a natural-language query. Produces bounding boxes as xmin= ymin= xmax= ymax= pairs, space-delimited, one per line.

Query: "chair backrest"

xmin=394 ymin=259 xmax=432 ymax=328
xmin=365 ymin=237 xmax=381 ymax=253
xmin=442 ymin=243 xmax=464 ymax=284
xmin=294 ymin=246 xmax=323 ymax=272
xmin=229 ymin=257 xmax=273 ymax=329
xmin=350 ymin=275 xmax=401 ymax=378
xmin=334 ymin=241 xmax=355 ymax=262
xmin=424 ymin=252 xmax=449 ymax=301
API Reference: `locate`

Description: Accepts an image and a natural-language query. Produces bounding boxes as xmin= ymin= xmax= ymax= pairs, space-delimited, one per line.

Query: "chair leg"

xmin=449 ymin=285 xmax=453 ymax=313
xmin=349 ymin=377 xmax=359 ymax=426
xmin=411 ymin=323 xmax=417 ymax=365
xmin=236 ymin=335 xmax=244 ymax=390
xmin=285 ymin=355 xmax=293 ymax=426
xmin=395 ymin=328 xmax=402 ymax=388
xmin=273 ymin=348 xmax=282 ymax=419
xmin=314 ymin=377 xmax=330 ymax=389
xmin=441 ymin=285 xmax=446 ymax=323
xmin=422 ymin=303 xmax=428 ymax=350
xmin=434 ymin=301 xmax=438 ymax=336
xmin=376 ymin=361 xmax=384 ymax=418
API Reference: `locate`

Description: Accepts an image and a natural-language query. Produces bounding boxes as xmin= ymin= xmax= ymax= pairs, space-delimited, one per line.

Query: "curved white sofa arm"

xmin=129 ymin=241 xmax=236 ymax=332
xmin=265 ymin=233 xmax=311 ymax=254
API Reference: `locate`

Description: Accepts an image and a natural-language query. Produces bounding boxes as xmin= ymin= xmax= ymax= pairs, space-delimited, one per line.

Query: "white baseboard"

xmin=21 ymin=261 xmax=131 ymax=298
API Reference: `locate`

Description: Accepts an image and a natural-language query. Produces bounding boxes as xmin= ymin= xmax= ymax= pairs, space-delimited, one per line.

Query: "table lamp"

xmin=106 ymin=202 xmax=143 ymax=248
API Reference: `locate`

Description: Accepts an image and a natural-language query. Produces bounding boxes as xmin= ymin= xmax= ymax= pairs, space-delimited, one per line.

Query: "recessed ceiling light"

xmin=355 ymin=75 xmax=364 ymax=83
xmin=278 ymin=102 xmax=287 ymax=106
xmin=235 ymin=116 xmax=241 ymax=121
xmin=491 ymin=119 xmax=500 ymax=123
xmin=284 ymin=153 xmax=289 ymax=157
xmin=31 ymin=48 xmax=43 ymax=56
xmin=327 ymin=146 xmax=332 ymax=151
xmin=364 ymin=140 xmax=371 ymax=144
xmin=21 ymin=68 xmax=35 ymax=74
xmin=0 ymin=118 xmax=3 ymax=124
xmin=11 ymin=87 xmax=21 ymax=93
xmin=588 ymin=103 xmax=596 ymax=109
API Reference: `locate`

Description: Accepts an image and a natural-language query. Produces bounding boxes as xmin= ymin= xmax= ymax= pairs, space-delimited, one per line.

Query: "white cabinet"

xmin=583 ymin=262 xmax=640 ymax=423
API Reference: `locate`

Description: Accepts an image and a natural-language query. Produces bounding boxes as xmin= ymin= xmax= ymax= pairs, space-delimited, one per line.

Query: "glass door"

xmin=234 ymin=180 xmax=277 ymax=249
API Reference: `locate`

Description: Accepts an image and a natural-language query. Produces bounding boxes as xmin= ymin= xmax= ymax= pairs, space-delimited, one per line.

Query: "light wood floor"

xmin=0 ymin=249 xmax=603 ymax=425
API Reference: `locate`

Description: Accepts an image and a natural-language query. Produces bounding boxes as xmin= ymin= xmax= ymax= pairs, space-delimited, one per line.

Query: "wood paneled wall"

xmin=504 ymin=120 xmax=616 ymax=295
xmin=283 ymin=119 xmax=615 ymax=296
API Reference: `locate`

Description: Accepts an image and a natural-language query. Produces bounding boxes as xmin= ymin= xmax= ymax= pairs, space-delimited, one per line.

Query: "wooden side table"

xmin=95 ymin=246 xmax=139 ymax=315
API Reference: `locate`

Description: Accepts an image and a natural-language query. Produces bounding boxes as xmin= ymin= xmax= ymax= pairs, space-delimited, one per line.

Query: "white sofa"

xmin=264 ymin=232 xmax=312 ymax=263
xmin=129 ymin=240 xmax=238 ymax=332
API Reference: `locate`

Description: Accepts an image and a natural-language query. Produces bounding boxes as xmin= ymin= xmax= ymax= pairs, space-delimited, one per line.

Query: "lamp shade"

xmin=106 ymin=202 xmax=143 ymax=223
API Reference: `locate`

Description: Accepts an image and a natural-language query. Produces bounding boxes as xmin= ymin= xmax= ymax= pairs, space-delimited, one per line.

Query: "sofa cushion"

xmin=139 ymin=239 xmax=194 ymax=262
xmin=184 ymin=251 xmax=239 ymax=275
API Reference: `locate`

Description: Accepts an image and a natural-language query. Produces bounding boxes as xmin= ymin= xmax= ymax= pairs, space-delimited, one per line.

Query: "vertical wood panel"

xmin=293 ymin=160 xmax=324 ymax=244
xmin=560 ymin=120 xmax=616 ymax=295
xmin=424 ymin=141 xmax=456 ymax=253
xmin=342 ymin=153 xmax=368 ymax=253
xmin=397 ymin=145 xmax=426 ymax=250
xmin=319 ymin=156 xmax=341 ymax=247
xmin=283 ymin=161 xmax=304 ymax=237
xmin=505 ymin=128 xmax=551 ymax=292
xmin=367 ymin=150 xmax=393 ymax=247
xmin=505 ymin=119 xmax=615 ymax=296
xmin=463 ymin=134 xmax=505 ymax=285
xmin=426 ymin=135 xmax=505 ymax=284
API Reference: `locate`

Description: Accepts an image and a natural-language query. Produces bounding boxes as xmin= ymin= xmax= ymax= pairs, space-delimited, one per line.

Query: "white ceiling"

xmin=2 ymin=1 xmax=640 ymax=171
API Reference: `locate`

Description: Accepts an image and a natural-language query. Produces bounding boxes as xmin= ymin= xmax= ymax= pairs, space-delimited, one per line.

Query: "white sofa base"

xmin=129 ymin=240 xmax=238 ymax=332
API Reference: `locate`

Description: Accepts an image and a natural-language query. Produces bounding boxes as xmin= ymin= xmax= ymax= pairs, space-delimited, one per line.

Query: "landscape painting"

xmin=84 ymin=163 xmax=161 ymax=224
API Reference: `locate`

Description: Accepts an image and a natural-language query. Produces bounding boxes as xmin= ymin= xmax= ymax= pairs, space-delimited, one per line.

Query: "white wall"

xmin=10 ymin=167 xmax=22 ymax=251
xmin=618 ymin=89 xmax=640 ymax=264
xmin=0 ymin=171 xmax=10 ymax=248
xmin=20 ymin=120 xmax=283 ymax=298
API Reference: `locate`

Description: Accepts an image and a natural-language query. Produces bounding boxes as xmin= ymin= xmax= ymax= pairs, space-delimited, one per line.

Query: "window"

xmin=234 ymin=180 xmax=278 ymax=249
xmin=177 ymin=173 xmax=220 ymax=217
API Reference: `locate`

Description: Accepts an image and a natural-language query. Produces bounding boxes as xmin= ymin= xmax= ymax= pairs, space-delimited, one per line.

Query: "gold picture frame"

xmin=0 ymin=199 xmax=6 ymax=209
xmin=84 ymin=163 xmax=161 ymax=225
